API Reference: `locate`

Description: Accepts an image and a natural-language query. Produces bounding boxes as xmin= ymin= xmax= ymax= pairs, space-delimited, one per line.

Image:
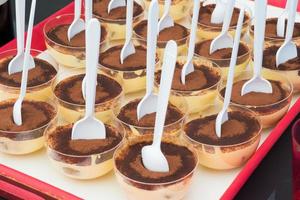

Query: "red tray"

xmin=0 ymin=1 xmax=299 ymax=199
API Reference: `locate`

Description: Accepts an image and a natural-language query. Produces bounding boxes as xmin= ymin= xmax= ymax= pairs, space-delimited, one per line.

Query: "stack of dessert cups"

xmin=92 ymin=0 xmax=145 ymax=40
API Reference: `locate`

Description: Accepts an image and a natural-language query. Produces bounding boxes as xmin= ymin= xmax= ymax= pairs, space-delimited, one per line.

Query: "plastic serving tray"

xmin=0 ymin=1 xmax=299 ymax=199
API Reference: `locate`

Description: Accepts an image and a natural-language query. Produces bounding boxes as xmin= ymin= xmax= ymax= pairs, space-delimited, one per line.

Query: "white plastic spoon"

xmin=277 ymin=0 xmax=291 ymax=37
xmin=215 ymin=8 xmax=245 ymax=138
xmin=68 ymin=0 xmax=85 ymax=41
xmin=13 ymin=0 xmax=36 ymax=126
xmin=108 ymin=0 xmax=126 ymax=13
xmin=136 ymin=0 xmax=159 ymax=120
xmin=72 ymin=19 xmax=106 ymax=140
xmin=209 ymin=0 xmax=235 ymax=54
xmin=141 ymin=40 xmax=177 ymax=172
xmin=276 ymin=0 xmax=298 ymax=66
xmin=8 ymin=0 xmax=35 ymax=75
xmin=158 ymin=0 xmax=174 ymax=32
xmin=82 ymin=0 xmax=95 ymax=100
xmin=241 ymin=0 xmax=272 ymax=96
xmin=211 ymin=0 xmax=226 ymax=24
xmin=180 ymin=0 xmax=201 ymax=84
xmin=120 ymin=0 xmax=135 ymax=63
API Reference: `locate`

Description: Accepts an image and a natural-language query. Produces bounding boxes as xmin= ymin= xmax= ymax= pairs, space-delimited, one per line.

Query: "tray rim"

xmin=0 ymin=1 xmax=299 ymax=199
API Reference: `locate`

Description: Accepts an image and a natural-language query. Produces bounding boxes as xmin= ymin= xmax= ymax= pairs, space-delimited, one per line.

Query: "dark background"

xmin=0 ymin=0 xmax=296 ymax=199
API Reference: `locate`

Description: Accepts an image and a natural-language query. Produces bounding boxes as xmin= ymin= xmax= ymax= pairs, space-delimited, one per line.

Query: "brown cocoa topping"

xmin=184 ymin=111 xmax=260 ymax=145
xmin=0 ymin=56 xmax=57 ymax=88
xmin=251 ymin=18 xmax=300 ymax=39
xmin=195 ymin=39 xmax=249 ymax=62
xmin=100 ymin=45 xmax=148 ymax=71
xmin=155 ymin=62 xmax=220 ymax=91
xmin=93 ymin=0 xmax=143 ymax=22
xmin=54 ymin=74 xmax=122 ymax=105
xmin=198 ymin=4 xmax=250 ymax=27
xmin=47 ymin=124 xmax=123 ymax=156
xmin=134 ymin=20 xmax=189 ymax=47
xmin=115 ymin=141 xmax=196 ymax=183
xmin=263 ymin=45 xmax=300 ymax=70
xmin=117 ymin=99 xmax=183 ymax=127
xmin=46 ymin=24 xmax=107 ymax=47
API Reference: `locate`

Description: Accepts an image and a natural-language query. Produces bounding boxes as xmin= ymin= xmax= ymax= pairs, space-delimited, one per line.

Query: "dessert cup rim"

xmin=217 ymin=70 xmax=294 ymax=109
xmin=194 ymin=40 xmax=251 ymax=63
xmin=52 ymin=73 xmax=124 ymax=108
xmin=156 ymin=56 xmax=223 ymax=94
xmin=0 ymin=48 xmax=58 ymax=91
xmin=113 ymin=134 xmax=199 ymax=185
xmin=43 ymin=13 xmax=107 ymax=50
xmin=0 ymin=97 xmax=58 ymax=134
xmin=196 ymin=2 xmax=253 ymax=28
xmin=92 ymin=0 xmax=145 ymax=23
xmin=114 ymin=97 xmax=188 ymax=130
xmin=183 ymin=103 xmax=262 ymax=147
xmin=45 ymin=120 xmax=126 ymax=158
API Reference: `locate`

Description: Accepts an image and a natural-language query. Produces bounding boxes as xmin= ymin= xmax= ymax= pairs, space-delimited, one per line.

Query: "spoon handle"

xmin=125 ymin=0 xmax=133 ymax=44
xmin=223 ymin=9 xmax=245 ymax=110
xmin=162 ymin=0 xmax=171 ymax=19
xmin=153 ymin=41 xmax=177 ymax=148
xmin=15 ymin=0 xmax=26 ymax=53
xmin=19 ymin=0 xmax=36 ymax=100
xmin=146 ymin=0 xmax=159 ymax=95
xmin=187 ymin=0 xmax=200 ymax=61
xmin=285 ymin=0 xmax=298 ymax=43
xmin=253 ymin=0 xmax=267 ymax=77
xmin=85 ymin=0 xmax=92 ymax=23
xmin=74 ymin=0 xmax=82 ymax=20
xmin=85 ymin=19 xmax=101 ymax=118
xmin=221 ymin=0 xmax=235 ymax=34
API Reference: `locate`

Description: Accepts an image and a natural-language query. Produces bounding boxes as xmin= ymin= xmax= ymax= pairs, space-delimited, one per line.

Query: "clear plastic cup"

xmin=114 ymin=134 xmax=198 ymax=200
xmin=194 ymin=40 xmax=251 ymax=79
xmin=45 ymin=119 xmax=125 ymax=180
xmin=0 ymin=49 xmax=58 ymax=101
xmin=52 ymin=69 xmax=123 ymax=123
xmin=183 ymin=103 xmax=262 ymax=170
xmin=0 ymin=94 xmax=57 ymax=155
xmin=114 ymin=95 xmax=187 ymax=139
xmin=218 ymin=70 xmax=293 ymax=128
xmin=43 ymin=14 xmax=108 ymax=68
xmin=93 ymin=0 xmax=145 ymax=41
xmin=133 ymin=20 xmax=190 ymax=60
xmin=143 ymin=0 xmax=193 ymax=21
xmin=99 ymin=39 xmax=160 ymax=95
xmin=261 ymin=42 xmax=300 ymax=93
xmin=154 ymin=56 xmax=222 ymax=115
xmin=196 ymin=2 xmax=252 ymax=40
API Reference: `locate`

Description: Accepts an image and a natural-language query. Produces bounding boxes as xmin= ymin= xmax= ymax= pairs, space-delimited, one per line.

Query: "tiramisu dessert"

xmin=0 ymin=49 xmax=58 ymax=101
xmin=194 ymin=39 xmax=250 ymax=78
xmin=53 ymin=71 xmax=123 ymax=123
xmin=46 ymin=121 xmax=124 ymax=179
xmin=183 ymin=104 xmax=261 ymax=170
xmin=114 ymin=134 xmax=198 ymax=200
xmin=262 ymin=43 xmax=300 ymax=92
xmin=133 ymin=20 xmax=189 ymax=59
xmin=44 ymin=14 xmax=108 ymax=68
xmin=197 ymin=3 xmax=251 ymax=40
xmin=143 ymin=0 xmax=192 ymax=21
xmin=93 ymin=0 xmax=145 ymax=40
xmin=154 ymin=57 xmax=221 ymax=114
xmin=115 ymin=97 xmax=186 ymax=138
xmin=250 ymin=18 xmax=300 ymax=44
xmin=99 ymin=40 xmax=159 ymax=94
xmin=219 ymin=71 xmax=293 ymax=128
xmin=0 ymin=97 xmax=57 ymax=155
